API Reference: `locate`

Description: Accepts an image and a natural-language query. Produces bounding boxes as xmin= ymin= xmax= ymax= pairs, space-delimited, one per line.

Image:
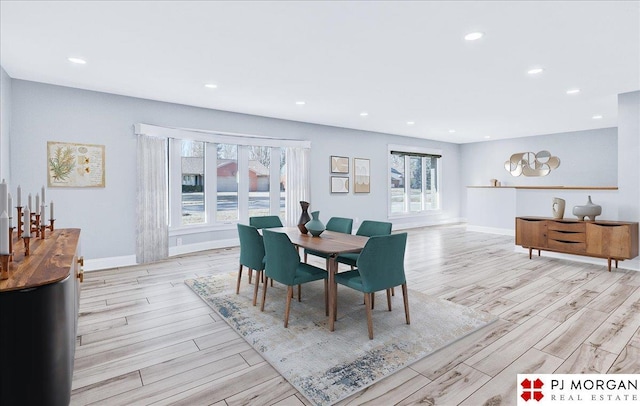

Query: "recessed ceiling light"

xmin=592 ymin=115 xmax=603 ymax=119
xmin=448 ymin=129 xmax=456 ymax=133
xmin=527 ymin=68 xmax=544 ymax=75
xmin=204 ymin=83 xmax=218 ymax=89
xmin=484 ymin=136 xmax=491 ymax=139
xmin=464 ymin=32 xmax=484 ymax=41
xmin=407 ymin=121 xmax=415 ymax=125
xmin=566 ymin=88 xmax=581 ymax=94
xmin=360 ymin=112 xmax=369 ymax=117
xmin=68 ymin=57 xmax=86 ymax=64
xmin=295 ymin=101 xmax=306 ymax=105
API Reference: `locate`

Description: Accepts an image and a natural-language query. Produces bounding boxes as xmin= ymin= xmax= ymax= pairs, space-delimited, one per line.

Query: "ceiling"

xmin=1 ymin=1 xmax=638 ymax=144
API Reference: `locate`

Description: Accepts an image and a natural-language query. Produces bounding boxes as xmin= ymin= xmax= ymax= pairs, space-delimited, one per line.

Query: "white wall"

xmin=618 ymin=91 xmax=640 ymax=222
xmin=9 ymin=79 xmax=461 ymax=263
xmin=0 ymin=67 xmax=11 ymax=181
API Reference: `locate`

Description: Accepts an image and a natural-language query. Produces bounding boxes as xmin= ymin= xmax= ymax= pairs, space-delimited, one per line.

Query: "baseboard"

xmin=466 ymin=225 xmax=514 ymax=236
xmin=85 ymin=238 xmax=240 ymax=271
xmin=392 ymin=217 xmax=465 ymax=231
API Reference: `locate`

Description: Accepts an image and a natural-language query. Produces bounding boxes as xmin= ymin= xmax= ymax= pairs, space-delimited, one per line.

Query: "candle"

xmin=35 ymin=193 xmax=40 ymax=212
xmin=41 ymin=186 xmax=45 ymax=206
xmin=17 ymin=185 xmax=21 ymax=207
xmin=28 ymin=193 xmax=32 ymax=211
xmin=41 ymin=203 xmax=46 ymax=225
xmin=0 ymin=180 xmax=7 ymax=220
xmin=7 ymin=193 xmax=12 ymax=228
xmin=50 ymin=201 xmax=54 ymax=219
xmin=23 ymin=207 xmax=31 ymax=237
xmin=0 ymin=210 xmax=8 ymax=254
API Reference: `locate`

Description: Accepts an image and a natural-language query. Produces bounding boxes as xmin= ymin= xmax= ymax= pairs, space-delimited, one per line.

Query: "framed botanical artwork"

xmin=330 ymin=176 xmax=349 ymax=193
xmin=330 ymin=156 xmax=349 ymax=173
xmin=47 ymin=141 xmax=105 ymax=188
xmin=353 ymin=158 xmax=370 ymax=193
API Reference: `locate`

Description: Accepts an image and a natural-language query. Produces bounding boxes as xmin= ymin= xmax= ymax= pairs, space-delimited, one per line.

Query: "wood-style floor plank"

xmin=70 ymin=224 xmax=640 ymax=405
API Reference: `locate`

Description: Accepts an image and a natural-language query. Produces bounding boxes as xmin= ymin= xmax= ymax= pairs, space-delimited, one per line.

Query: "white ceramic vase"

xmin=552 ymin=197 xmax=565 ymax=219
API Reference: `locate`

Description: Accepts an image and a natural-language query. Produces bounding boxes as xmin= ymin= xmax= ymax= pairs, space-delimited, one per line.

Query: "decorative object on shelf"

xmin=354 ymin=157 xmax=370 ymax=193
xmin=297 ymin=201 xmax=311 ymax=234
xmin=505 ymin=150 xmax=560 ymax=177
xmin=47 ymin=141 xmax=105 ymax=188
xmin=552 ymin=197 xmax=566 ymax=219
xmin=305 ymin=211 xmax=325 ymax=237
xmin=572 ymin=195 xmax=602 ymax=221
xmin=330 ymin=156 xmax=349 ymax=174
xmin=330 ymin=176 xmax=349 ymax=193
xmin=490 ymin=178 xmax=498 ymax=187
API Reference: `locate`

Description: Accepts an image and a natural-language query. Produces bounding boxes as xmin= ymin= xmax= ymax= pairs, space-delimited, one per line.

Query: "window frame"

xmin=387 ymin=144 xmax=443 ymax=218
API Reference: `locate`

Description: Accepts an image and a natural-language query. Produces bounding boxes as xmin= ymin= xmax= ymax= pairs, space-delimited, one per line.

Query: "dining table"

xmin=267 ymin=227 xmax=369 ymax=331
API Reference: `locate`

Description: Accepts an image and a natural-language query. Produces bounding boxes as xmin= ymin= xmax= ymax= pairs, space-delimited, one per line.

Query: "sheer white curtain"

xmin=285 ymin=147 xmax=311 ymax=226
xmin=136 ymin=135 xmax=169 ymax=263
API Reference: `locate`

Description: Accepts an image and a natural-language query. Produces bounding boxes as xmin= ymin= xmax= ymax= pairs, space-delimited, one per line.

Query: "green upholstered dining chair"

xmin=249 ymin=215 xmax=283 ymax=229
xmin=336 ymin=220 xmax=392 ymax=268
xmin=237 ymin=224 xmax=266 ymax=306
xmin=261 ymin=230 xmax=328 ymax=328
xmin=334 ymin=232 xmax=409 ymax=339
xmin=304 ymin=217 xmax=353 ymax=265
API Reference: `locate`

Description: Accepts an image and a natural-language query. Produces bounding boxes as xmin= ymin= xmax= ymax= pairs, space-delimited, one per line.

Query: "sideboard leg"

xmin=607 ymin=258 xmax=612 ymax=272
xmin=528 ymin=248 xmax=532 ymax=259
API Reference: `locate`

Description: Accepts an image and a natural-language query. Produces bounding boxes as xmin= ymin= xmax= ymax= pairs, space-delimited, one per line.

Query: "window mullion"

xmin=237 ymin=145 xmax=250 ymax=224
xmin=169 ymin=139 xmax=182 ymax=227
xmin=205 ymin=143 xmax=217 ymax=224
xmin=269 ymin=147 xmax=280 ymax=216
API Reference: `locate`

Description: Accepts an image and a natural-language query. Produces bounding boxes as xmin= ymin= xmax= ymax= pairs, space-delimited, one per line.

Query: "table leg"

xmin=328 ymin=255 xmax=337 ymax=332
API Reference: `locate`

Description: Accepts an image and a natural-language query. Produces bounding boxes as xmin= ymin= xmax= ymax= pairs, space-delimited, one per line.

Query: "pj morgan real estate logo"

xmin=517 ymin=374 xmax=639 ymax=405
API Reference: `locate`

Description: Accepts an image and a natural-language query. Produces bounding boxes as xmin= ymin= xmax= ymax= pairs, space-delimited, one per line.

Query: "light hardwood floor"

xmin=71 ymin=224 xmax=640 ymax=405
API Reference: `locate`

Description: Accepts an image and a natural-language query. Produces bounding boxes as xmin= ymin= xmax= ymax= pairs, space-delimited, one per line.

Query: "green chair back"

xmin=262 ymin=230 xmax=302 ymax=286
xmin=249 ymin=215 xmax=283 ymax=229
xmin=325 ymin=217 xmax=353 ymax=234
xmin=356 ymin=233 xmax=407 ymax=293
xmin=237 ymin=224 xmax=265 ymax=271
xmin=356 ymin=220 xmax=392 ymax=237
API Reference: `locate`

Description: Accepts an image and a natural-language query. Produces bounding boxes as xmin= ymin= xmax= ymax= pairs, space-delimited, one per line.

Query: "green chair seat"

xmin=334 ymin=233 xmax=409 ymax=339
xmin=262 ymin=230 xmax=328 ymax=328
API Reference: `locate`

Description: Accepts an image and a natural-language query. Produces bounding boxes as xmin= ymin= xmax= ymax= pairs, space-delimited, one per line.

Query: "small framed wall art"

xmin=330 ymin=156 xmax=349 ymax=173
xmin=330 ymin=176 xmax=349 ymax=193
xmin=353 ymin=158 xmax=370 ymax=193
xmin=47 ymin=141 xmax=105 ymax=188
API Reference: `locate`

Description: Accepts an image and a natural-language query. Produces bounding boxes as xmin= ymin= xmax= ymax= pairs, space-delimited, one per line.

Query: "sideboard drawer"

xmin=548 ymin=230 xmax=586 ymax=243
xmin=547 ymin=238 xmax=586 ymax=254
xmin=547 ymin=221 xmax=586 ymax=233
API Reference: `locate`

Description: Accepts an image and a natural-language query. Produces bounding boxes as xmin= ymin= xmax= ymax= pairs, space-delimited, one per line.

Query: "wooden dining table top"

xmin=265 ymin=227 xmax=368 ymax=255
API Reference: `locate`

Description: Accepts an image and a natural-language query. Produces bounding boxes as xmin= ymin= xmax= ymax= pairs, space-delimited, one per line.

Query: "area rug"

xmin=185 ymin=273 xmax=496 ymax=406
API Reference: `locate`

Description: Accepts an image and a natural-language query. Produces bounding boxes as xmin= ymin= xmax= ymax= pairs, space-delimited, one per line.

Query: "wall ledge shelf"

xmin=467 ymin=186 xmax=618 ymax=190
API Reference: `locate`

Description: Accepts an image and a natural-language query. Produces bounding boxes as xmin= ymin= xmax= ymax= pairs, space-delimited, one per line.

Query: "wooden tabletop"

xmin=266 ymin=227 xmax=368 ymax=255
xmin=0 ymin=228 xmax=81 ymax=292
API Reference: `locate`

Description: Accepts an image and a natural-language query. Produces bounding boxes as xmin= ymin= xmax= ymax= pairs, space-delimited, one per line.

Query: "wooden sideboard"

xmin=515 ymin=217 xmax=639 ymax=271
xmin=0 ymin=228 xmax=82 ymax=406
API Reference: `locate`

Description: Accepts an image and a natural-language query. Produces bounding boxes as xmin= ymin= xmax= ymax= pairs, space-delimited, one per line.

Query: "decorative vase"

xmin=305 ymin=211 xmax=325 ymax=237
xmin=552 ymin=197 xmax=565 ymax=219
xmin=297 ymin=201 xmax=311 ymax=234
xmin=572 ymin=195 xmax=602 ymax=221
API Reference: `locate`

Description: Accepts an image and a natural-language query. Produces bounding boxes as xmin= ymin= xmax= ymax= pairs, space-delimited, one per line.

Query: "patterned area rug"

xmin=185 ymin=273 xmax=495 ymax=406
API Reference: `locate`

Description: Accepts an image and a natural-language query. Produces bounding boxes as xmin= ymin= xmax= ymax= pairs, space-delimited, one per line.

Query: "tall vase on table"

xmin=298 ymin=201 xmax=311 ymax=234
xmin=305 ymin=211 xmax=325 ymax=237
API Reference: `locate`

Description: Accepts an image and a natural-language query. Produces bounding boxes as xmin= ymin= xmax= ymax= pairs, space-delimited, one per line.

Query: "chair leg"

xmin=252 ymin=270 xmax=262 ymax=306
xmin=304 ymin=252 xmax=308 ymax=263
xmin=402 ymin=283 xmax=410 ymax=325
xmin=298 ymin=284 xmax=301 ymax=302
xmin=363 ymin=292 xmax=374 ymax=339
xmin=391 ymin=287 xmax=395 ymax=296
xmin=284 ymin=286 xmax=293 ymax=328
xmin=236 ymin=264 xmax=243 ymax=294
xmin=371 ymin=292 xmax=375 ymax=309
xmin=260 ymin=277 xmax=269 ymax=311
xmin=248 ymin=268 xmax=253 ymax=284
xmin=386 ymin=288 xmax=392 ymax=311
xmin=334 ymin=283 xmax=338 ymax=321
xmin=324 ymin=279 xmax=329 ymax=316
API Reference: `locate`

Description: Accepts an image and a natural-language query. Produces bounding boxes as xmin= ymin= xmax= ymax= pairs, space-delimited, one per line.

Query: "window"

xmin=389 ymin=147 xmax=441 ymax=215
xmin=170 ymin=140 xmax=285 ymax=228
